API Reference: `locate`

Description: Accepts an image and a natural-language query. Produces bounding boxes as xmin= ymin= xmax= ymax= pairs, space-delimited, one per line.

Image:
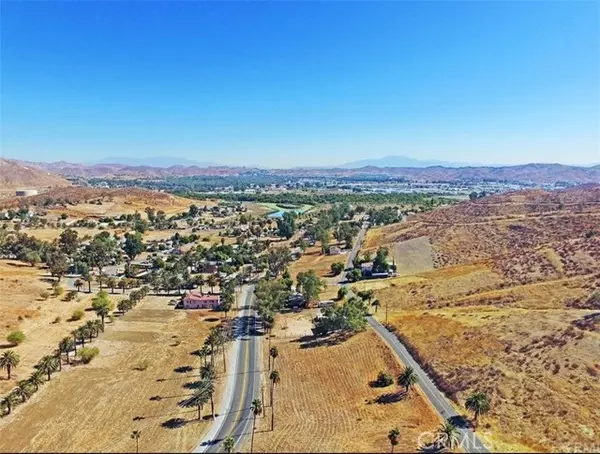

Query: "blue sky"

xmin=2 ymin=1 xmax=598 ymax=167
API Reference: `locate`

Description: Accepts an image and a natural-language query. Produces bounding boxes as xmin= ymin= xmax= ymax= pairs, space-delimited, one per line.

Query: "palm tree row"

xmin=1 ymin=287 xmax=151 ymax=418
xmin=116 ymin=285 xmax=150 ymax=314
xmin=73 ymin=276 xmax=140 ymax=294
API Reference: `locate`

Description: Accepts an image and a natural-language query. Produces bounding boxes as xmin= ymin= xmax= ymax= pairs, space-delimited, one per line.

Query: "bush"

xmin=39 ymin=290 xmax=50 ymax=300
xmin=373 ymin=371 xmax=394 ymax=387
xmin=134 ymin=359 xmax=151 ymax=371
xmin=53 ymin=285 xmax=64 ymax=297
xmin=64 ymin=290 xmax=78 ymax=302
xmin=78 ymin=346 xmax=100 ymax=364
xmin=7 ymin=331 xmax=25 ymax=346
xmin=70 ymin=309 xmax=85 ymax=321
xmin=330 ymin=262 xmax=345 ymax=276
xmin=52 ymin=316 xmax=61 ymax=324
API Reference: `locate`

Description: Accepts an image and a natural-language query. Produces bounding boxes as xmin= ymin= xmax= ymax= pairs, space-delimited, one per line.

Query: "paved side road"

xmin=367 ymin=317 xmax=492 ymax=453
xmin=194 ymin=285 xmax=261 ymax=453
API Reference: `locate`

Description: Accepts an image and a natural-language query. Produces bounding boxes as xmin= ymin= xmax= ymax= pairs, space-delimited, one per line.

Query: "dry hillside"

xmin=361 ymin=185 xmax=600 ymax=452
xmin=0 ymin=158 xmax=70 ymax=190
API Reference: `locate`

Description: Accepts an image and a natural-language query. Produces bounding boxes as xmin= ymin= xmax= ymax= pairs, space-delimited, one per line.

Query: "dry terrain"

xmin=361 ymin=186 xmax=600 ymax=452
xmin=0 ymin=295 xmax=225 ymax=453
xmin=245 ymin=311 xmax=441 ymax=452
xmin=0 ymin=158 xmax=70 ymax=190
xmin=288 ymin=245 xmax=348 ymax=280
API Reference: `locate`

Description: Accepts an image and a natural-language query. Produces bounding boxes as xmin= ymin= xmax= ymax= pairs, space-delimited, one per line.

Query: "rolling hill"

xmin=0 ymin=158 xmax=71 ymax=190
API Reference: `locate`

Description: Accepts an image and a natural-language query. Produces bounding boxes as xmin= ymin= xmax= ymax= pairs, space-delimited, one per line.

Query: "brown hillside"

xmin=0 ymin=186 xmax=195 ymax=215
xmin=0 ymin=158 xmax=70 ymax=190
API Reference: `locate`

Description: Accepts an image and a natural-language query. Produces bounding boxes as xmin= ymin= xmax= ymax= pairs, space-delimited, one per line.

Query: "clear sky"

xmin=1 ymin=1 xmax=599 ymax=168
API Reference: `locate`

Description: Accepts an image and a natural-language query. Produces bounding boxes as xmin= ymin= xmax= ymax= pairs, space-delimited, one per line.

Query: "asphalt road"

xmin=194 ymin=285 xmax=261 ymax=453
xmin=340 ymin=224 xmax=490 ymax=452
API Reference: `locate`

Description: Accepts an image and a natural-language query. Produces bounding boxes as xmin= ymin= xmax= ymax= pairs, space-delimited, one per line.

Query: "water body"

xmin=262 ymin=203 xmax=313 ymax=218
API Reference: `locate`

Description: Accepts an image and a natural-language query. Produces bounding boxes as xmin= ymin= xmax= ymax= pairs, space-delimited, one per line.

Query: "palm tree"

xmin=74 ymin=279 xmax=84 ymax=293
xmin=207 ymin=274 xmax=218 ymax=294
xmin=71 ymin=329 xmax=81 ymax=350
xmin=397 ymin=366 xmax=418 ymax=394
xmin=202 ymin=378 xmax=216 ymax=419
xmin=13 ymin=381 xmax=33 ymax=402
xmin=59 ymin=337 xmax=75 ymax=365
xmin=436 ymin=420 xmax=460 ymax=450
xmin=27 ymin=370 xmax=44 ymax=392
xmin=223 ymin=435 xmax=235 ymax=453
xmin=130 ymin=430 xmax=141 ymax=454
xmin=372 ymin=299 xmax=381 ymax=313
xmin=0 ymin=350 xmax=20 ymax=380
xmin=37 ymin=355 xmax=58 ymax=381
xmin=250 ymin=398 xmax=262 ymax=453
xmin=180 ymin=387 xmax=209 ymax=420
xmin=269 ymin=346 xmax=279 ymax=371
xmin=83 ymin=272 xmax=92 ymax=293
xmin=388 ymin=427 xmax=400 ymax=453
xmin=96 ymin=305 xmax=110 ymax=329
xmin=465 ymin=391 xmax=490 ymax=429
xmin=269 ymin=370 xmax=280 ymax=431
xmin=94 ymin=319 xmax=104 ymax=334
xmin=0 ymin=393 xmax=18 ymax=415
xmin=85 ymin=320 xmax=98 ymax=339
xmin=118 ymin=278 xmax=128 ymax=294
xmin=196 ymin=275 xmax=205 ymax=294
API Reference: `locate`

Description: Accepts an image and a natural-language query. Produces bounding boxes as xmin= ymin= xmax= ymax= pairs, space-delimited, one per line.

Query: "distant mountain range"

xmin=338 ymin=155 xmax=483 ymax=168
xmin=2 ymin=158 xmax=599 ymax=187
xmin=91 ymin=156 xmax=216 ymax=167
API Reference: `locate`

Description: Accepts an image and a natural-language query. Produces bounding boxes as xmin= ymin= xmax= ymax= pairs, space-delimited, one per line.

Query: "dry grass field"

xmin=362 ymin=186 xmax=600 ymax=452
xmin=0 ymin=296 xmax=224 ymax=453
xmin=288 ymin=245 xmax=348 ymax=280
xmin=0 ymin=260 xmax=100 ymax=394
xmin=245 ymin=312 xmax=442 ymax=453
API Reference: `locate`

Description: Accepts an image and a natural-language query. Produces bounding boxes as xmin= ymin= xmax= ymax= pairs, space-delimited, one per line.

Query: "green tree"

xmin=47 ymin=251 xmax=70 ymax=280
xmin=345 ymin=268 xmax=362 ymax=283
xmin=59 ymin=337 xmax=75 ymax=365
xmin=92 ymin=290 xmax=114 ymax=329
xmin=266 ymin=246 xmax=291 ymax=277
xmin=388 ymin=427 xmax=400 ymax=453
xmin=465 ymin=391 xmax=490 ymax=428
xmin=207 ymin=274 xmax=218 ymax=294
xmin=250 ymin=399 xmax=263 ymax=453
xmin=397 ymin=366 xmax=418 ymax=394
xmin=106 ymin=277 xmax=117 ymax=294
xmin=27 ymin=370 xmax=45 ymax=392
xmin=7 ymin=331 xmax=25 ymax=346
xmin=269 ymin=370 xmax=281 ymax=431
xmin=58 ymin=228 xmax=79 ymax=255
xmin=276 ymin=211 xmax=296 ymax=239
xmin=37 ymin=355 xmax=59 ymax=381
xmin=223 ymin=435 xmax=235 ymax=453
xmin=1 ymin=393 xmax=18 ymax=415
xmin=436 ymin=420 xmax=460 ymax=450
xmin=124 ymin=231 xmax=145 ymax=261
xmin=74 ymin=278 xmax=84 ymax=293
xmin=269 ymin=346 xmax=279 ymax=371
xmin=296 ymin=270 xmax=325 ymax=306
xmin=0 ymin=350 xmax=20 ymax=379
xmin=13 ymin=380 xmax=33 ymax=402
xmin=330 ymin=262 xmax=345 ymax=275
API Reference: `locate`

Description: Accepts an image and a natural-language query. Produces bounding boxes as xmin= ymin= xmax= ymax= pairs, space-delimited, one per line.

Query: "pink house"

xmin=181 ymin=292 xmax=220 ymax=309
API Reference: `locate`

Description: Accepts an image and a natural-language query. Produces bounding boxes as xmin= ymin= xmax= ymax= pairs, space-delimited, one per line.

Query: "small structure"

xmin=181 ymin=292 xmax=220 ymax=309
xmin=15 ymin=189 xmax=38 ymax=197
xmin=328 ymin=245 xmax=343 ymax=255
xmin=287 ymin=292 xmax=306 ymax=309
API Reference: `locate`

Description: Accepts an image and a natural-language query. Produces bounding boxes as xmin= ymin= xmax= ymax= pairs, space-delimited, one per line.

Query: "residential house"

xmin=181 ymin=292 xmax=220 ymax=309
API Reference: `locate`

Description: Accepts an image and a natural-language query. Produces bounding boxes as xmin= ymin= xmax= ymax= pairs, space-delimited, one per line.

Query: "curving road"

xmin=194 ymin=285 xmax=261 ymax=453
xmin=343 ymin=223 xmax=491 ymax=453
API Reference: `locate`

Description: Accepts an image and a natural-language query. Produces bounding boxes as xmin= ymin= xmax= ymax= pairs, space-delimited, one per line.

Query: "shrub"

xmin=134 ymin=359 xmax=151 ymax=371
xmin=70 ymin=309 xmax=85 ymax=321
xmin=7 ymin=331 xmax=25 ymax=345
xmin=53 ymin=285 xmax=64 ymax=297
xmin=330 ymin=262 xmax=345 ymax=276
xmin=64 ymin=290 xmax=78 ymax=302
xmin=373 ymin=371 xmax=394 ymax=387
xmin=39 ymin=290 xmax=50 ymax=300
xmin=78 ymin=346 xmax=100 ymax=364
xmin=52 ymin=316 xmax=61 ymax=324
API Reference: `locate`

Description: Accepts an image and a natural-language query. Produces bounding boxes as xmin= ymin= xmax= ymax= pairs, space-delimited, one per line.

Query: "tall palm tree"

xmin=371 ymin=299 xmax=381 ymax=313
xmin=0 ymin=350 xmax=20 ymax=380
xmin=436 ymin=420 xmax=460 ymax=450
xmin=27 ymin=370 xmax=45 ymax=392
xmin=250 ymin=399 xmax=262 ymax=454
xmin=94 ymin=319 xmax=104 ymax=334
xmin=59 ymin=337 xmax=75 ymax=365
xmin=388 ymin=427 xmax=400 ymax=453
xmin=269 ymin=346 xmax=279 ymax=371
xmin=202 ymin=378 xmax=216 ymax=420
xmin=196 ymin=275 xmax=205 ymax=294
xmin=95 ymin=305 xmax=110 ymax=329
xmin=465 ymin=391 xmax=490 ymax=429
xmin=85 ymin=320 xmax=98 ymax=339
xmin=207 ymin=274 xmax=218 ymax=294
xmin=223 ymin=435 xmax=235 ymax=453
xmin=0 ymin=393 xmax=18 ymax=415
xmin=107 ymin=277 xmax=117 ymax=294
xmin=180 ymin=387 xmax=209 ymax=420
xmin=130 ymin=430 xmax=141 ymax=454
xmin=269 ymin=370 xmax=281 ymax=431
xmin=37 ymin=355 xmax=58 ymax=381
xmin=397 ymin=366 xmax=418 ymax=394
xmin=13 ymin=381 xmax=33 ymax=402
xmin=71 ymin=329 xmax=81 ymax=350
xmin=74 ymin=279 xmax=84 ymax=293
